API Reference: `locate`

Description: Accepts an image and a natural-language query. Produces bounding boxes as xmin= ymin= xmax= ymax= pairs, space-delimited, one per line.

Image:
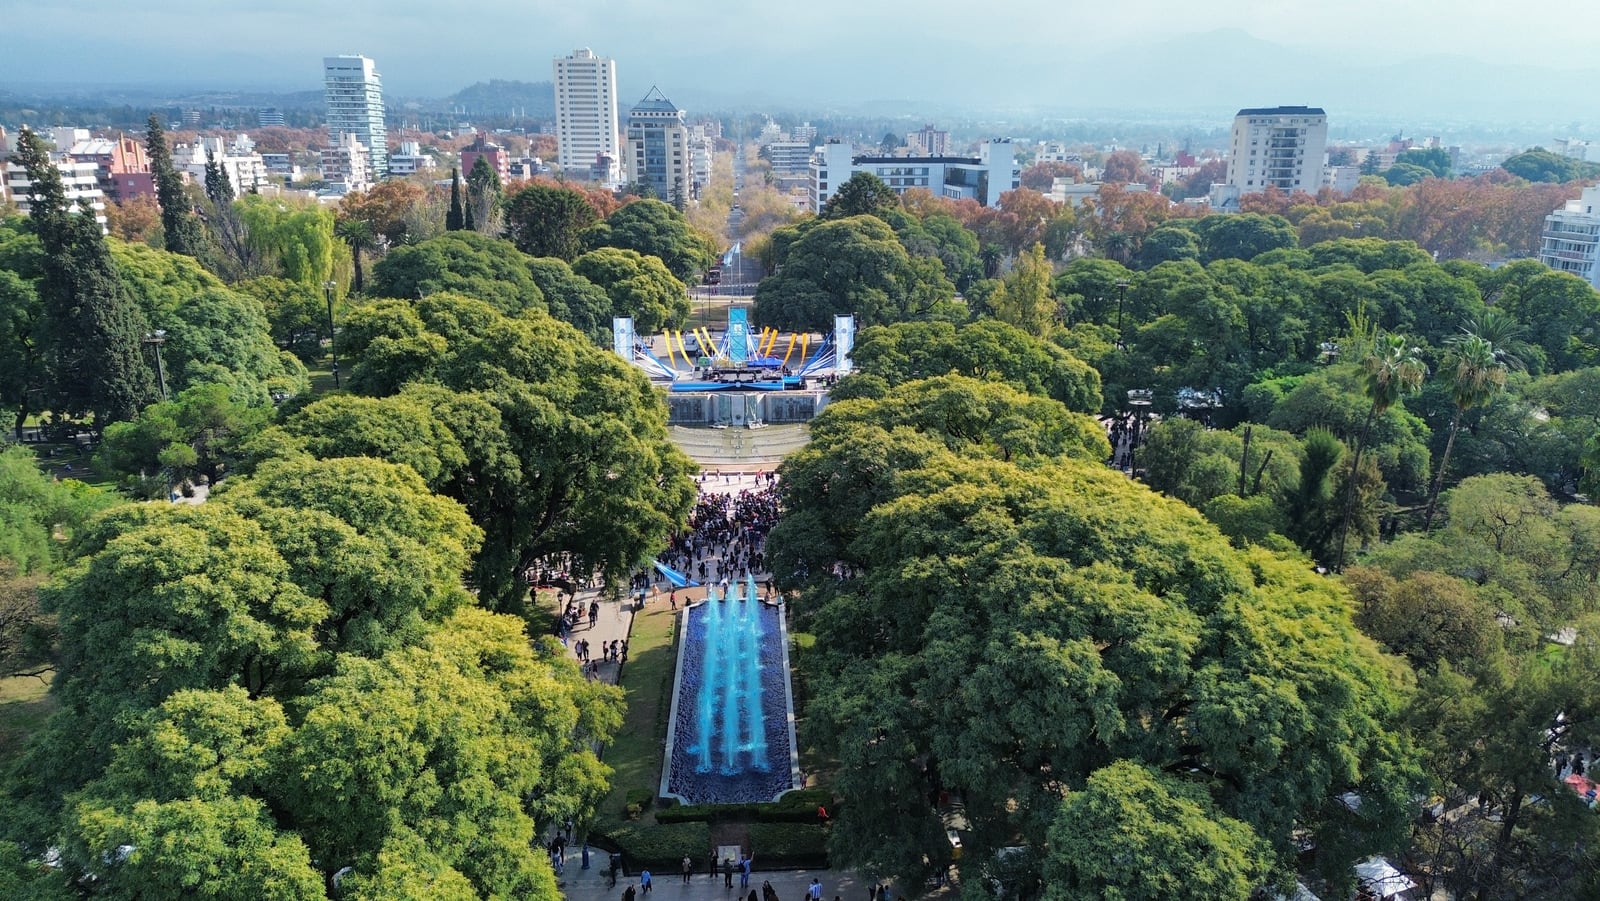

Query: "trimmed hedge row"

xmin=744 ymin=823 xmax=829 ymax=869
xmin=591 ymin=821 xmax=712 ymax=874
xmin=655 ymin=788 xmax=839 ymax=824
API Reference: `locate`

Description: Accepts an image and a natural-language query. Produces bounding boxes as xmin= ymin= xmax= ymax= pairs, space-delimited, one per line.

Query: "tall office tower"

xmin=553 ymin=48 xmax=621 ymax=183
xmin=324 ymin=55 xmax=388 ymax=178
xmin=625 ymin=88 xmax=689 ymax=208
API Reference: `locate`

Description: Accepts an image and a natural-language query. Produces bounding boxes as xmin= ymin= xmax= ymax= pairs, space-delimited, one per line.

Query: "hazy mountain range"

xmin=3 ymin=29 xmax=1596 ymax=141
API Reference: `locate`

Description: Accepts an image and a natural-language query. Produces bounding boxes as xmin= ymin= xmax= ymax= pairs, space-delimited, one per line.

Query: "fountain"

xmin=661 ymin=575 xmax=799 ymax=804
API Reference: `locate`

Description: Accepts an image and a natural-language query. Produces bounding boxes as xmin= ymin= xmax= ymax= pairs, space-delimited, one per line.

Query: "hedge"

xmin=591 ymin=821 xmax=713 ymax=874
xmin=745 ymin=822 xmax=830 ymax=869
xmin=654 ymin=788 xmax=839 ymax=825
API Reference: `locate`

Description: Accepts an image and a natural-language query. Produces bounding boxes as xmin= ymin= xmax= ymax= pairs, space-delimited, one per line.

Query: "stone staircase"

xmin=669 ymin=424 xmax=811 ymax=470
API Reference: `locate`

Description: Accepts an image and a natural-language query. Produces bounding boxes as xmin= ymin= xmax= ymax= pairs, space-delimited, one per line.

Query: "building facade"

xmin=460 ymin=135 xmax=510 ymax=185
xmin=766 ymin=141 xmax=812 ymax=176
xmin=1539 ymin=186 xmax=1600 ymax=288
xmin=553 ymin=48 xmax=621 ymax=184
xmin=625 ymin=88 xmax=690 ymax=207
xmin=809 ymin=140 xmax=1019 ymax=213
xmin=319 ymin=132 xmax=372 ymax=194
xmin=1211 ymin=105 xmax=1327 ymax=211
xmin=4 ymin=158 xmax=108 ymax=232
xmin=176 ymin=136 xmax=268 ymax=197
xmin=388 ymin=140 xmax=436 ymax=177
xmin=324 ymin=55 xmax=388 ymax=178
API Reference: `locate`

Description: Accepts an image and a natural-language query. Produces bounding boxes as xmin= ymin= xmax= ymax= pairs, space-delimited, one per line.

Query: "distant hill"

xmin=439 ymin=80 xmax=554 ymax=117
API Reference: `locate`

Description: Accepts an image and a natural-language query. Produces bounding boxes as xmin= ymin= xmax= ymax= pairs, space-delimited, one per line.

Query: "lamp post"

xmin=323 ymin=280 xmax=341 ymax=389
xmin=142 ymin=330 xmax=169 ymax=401
xmin=1114 ymin=279 xmax=1130 ymax=350
xmin=1126 ymin=388 xmax=1153 ymax=477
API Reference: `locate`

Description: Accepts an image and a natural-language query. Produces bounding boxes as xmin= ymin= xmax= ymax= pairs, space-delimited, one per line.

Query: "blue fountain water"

xmin=668 ymin=576 xmax=793 ymax=803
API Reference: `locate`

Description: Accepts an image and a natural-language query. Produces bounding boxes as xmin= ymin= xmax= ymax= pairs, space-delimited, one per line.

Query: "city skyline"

xmin=3 ymin=2 xmax=1600 ymax=123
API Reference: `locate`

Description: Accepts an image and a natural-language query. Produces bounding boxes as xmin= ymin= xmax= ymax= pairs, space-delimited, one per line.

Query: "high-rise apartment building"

xmin=1539 ymin=186 xmax=1600 ymax=289
xmin=1211 ymin=105 xmax=1327 ymax=211
xmin=324 ymin=55 xmax=388 ymax=178
xmin=553 ymin=48 xmax=620 ymax=184
xmin=625 ymin=88 xmax=689 ymax=207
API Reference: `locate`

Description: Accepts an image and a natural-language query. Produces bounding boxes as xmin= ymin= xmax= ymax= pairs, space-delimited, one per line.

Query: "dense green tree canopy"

xmin=1500 ymin=148 xmax=1600 ymax=184
xmin=753 ymin=215 xmax=960 ymax=332
xmin=571 ymin=247 xmax=690 ymax=335
xmin=369 ymin=232 xmax=546 ymax=315
xmin=820 ymin=172 xmax=898 ymax=220
xmin=581 ymin=199 xmax=717 ymax=284
xmin=773 ymin=379 xmax=1417 ymax=890
xmin=501 ymin=184 xmax=601 ymax=261
xmin=327 ymin=293 xmax=696 ymax=608
xmin=524 ymin=257 xmax=612 ymax=346
xmin=847 ymin=319 xmax=1102 ymax=413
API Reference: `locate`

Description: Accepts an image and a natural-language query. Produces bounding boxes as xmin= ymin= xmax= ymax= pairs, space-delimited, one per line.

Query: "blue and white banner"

xmin=727 ymin=308 xmax=750 ymax=365
xmin=834 ymin=314 xmax=856 ymax=375
xmin=612 ymin=316 xmax=636 ymax=362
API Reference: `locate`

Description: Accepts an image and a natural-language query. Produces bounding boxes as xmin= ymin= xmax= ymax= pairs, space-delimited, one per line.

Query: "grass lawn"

xmin=28 ymin=442 xmax=114 ymax=487
xmin=597 ymin=600 xmax=680 ymax=828
xmin=0 ymin=673 xmax=55 ymax=770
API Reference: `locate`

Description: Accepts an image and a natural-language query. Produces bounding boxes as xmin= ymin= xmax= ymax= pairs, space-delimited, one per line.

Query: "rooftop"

xmin=1237 ymin=105 xmax=1326 ymax=117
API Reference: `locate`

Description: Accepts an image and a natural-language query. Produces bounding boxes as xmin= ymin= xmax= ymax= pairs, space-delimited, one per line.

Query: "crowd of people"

xmin=658 ymin=472 xmax=781 ymax=586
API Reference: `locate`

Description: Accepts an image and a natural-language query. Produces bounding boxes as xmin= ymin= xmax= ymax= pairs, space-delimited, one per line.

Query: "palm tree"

xmin=1335 ymin=333 xmax=1427 ymax=570
xmin=1421 ymin=316 xmax=1524 ymax=530
xmin=335 ymin=217 xmax=376 ymax=296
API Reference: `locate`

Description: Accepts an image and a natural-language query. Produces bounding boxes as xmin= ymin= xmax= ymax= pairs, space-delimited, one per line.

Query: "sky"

xmin=4 ymin=0 xmax=1600 ymax=120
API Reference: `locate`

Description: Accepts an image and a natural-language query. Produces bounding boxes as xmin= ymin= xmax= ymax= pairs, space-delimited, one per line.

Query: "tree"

xmin=1194 ymin=213 xmax=1298 ymax=263
xmin=1336 ymin=334 xmax=1427 ymax=569
xmin=145 ymin=115 xmax=207 ymax=259
xmin=15 ymin=127 xmax=156 ymax=430
xmin=775 ymin=379 xmax=1418 ymax=891
xmin=571 ymin=247 xmax=690 ymax=335
xmin=330 ymin=294 xmax=696 ymax=609
xmin=234 ymin=277 xmax=325 ymax=361
xmin=0 ymin=268 xmax=44 ymax=440
xmin=752 ymin=215 xmax=959 ymax=332
xmin=202 ymin=148 xmax=234 ymax=206
xmin=465 ymin=155 xmax=502 ymax=234
xmin=338 ymin=179 xmax=426 ymax=248
xmin=368 ymin=232 xmax=546 ymax=315
xmin=524 ymin=257 xmax=612 ymax=345
xmin=1019 ymin=160 xmax=1082 ymax=192
xmin=1500 ymin=148 xmax=1600 ymax=184
xmin=233 ymin=195 xmax=341 ymax=290
xmin=103 ymin=196 xmax=163 ymax=245
xmin=1422 ymin=321 xmax=1518 ymax=530
xmin=500 ymin=184 xmax=601 ymax=260
xmin=986 ymin=243 xmax=1057 ymax=337
xmin=581 ymin=199 xmax=717 ymax=284
xmin=334 ymin=215 xmax=376 ymax=295
xmin=1042 ymin=761 xmax=1270 ymax=901
xmin=444 ymin=167 xmax=465 ymax=232
xmin=97 ymin=383 xmax=271 ymax=496
xmin=848 ymin=319 xmax=1102 ymax=413
xmin=1102 ymin=149 xmax=1145 ymax=184
xmin=819 ymin=172 xmax=898 ymax=220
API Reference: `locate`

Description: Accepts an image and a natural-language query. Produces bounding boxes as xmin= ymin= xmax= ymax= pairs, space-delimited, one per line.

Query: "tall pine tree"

xmin=15 ymin=127 xmax=155 ymax=431
xmin=145 ymin=115 xmax=207 ymax=258
xmin=203 ymin=148 xmax=234 ymax=206
xmin=466 ymin=155 xmax=501 ymax=233
xmin=445 ymin=167 xmax=465 ymax=231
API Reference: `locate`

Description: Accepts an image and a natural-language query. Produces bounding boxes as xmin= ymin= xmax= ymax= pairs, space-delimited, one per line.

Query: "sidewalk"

xmin=561 ymin=862 xmax=873 ymax=901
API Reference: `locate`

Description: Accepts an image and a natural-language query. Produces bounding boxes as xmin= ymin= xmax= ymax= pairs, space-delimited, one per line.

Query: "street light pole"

xmin=1114 ymin=279 xmax=1130 ymax=350
xmin=143 ymin=330 xmax=169 ymax=401
xmin=324 ymin=280 xmax=341 ymax=389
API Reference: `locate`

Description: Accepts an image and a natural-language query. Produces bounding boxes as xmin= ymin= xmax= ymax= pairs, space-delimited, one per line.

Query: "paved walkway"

xmin=560 ymin=862 xmax=881 ymax=901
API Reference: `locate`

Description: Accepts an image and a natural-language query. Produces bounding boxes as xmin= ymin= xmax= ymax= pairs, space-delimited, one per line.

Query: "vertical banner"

xmin=727 ymin=308 xmax=750 ymax=365
xmin=612 ymin=316 xmax=636 ymax=362
xmin=834 ymin=314 xmax=856 ymax=375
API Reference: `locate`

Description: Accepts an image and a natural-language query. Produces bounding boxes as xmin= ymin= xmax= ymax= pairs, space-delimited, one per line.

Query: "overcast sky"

xmin=4 ymin=0 xmax=1598 ymax=114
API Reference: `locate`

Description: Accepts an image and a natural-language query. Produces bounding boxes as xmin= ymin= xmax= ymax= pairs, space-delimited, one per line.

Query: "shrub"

xmin=625 ymin=787 xmax=655 ymax=821
xmin=591 ymin=822 xmax=713 ymax=873
xmin=745 ymin=822 xmax=829 ymax=869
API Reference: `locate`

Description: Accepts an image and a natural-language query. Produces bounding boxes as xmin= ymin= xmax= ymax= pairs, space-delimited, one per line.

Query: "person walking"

xmin=808 ymin=879 xmax=822 ymax=901
xmin=724 ymin=858 xmax=734 ymax=889
xmin=709 ymin=850 xmax=719 ymax=880
xmin=682 ymin=855 xmax=693 ymax=884
xmin=641 ymin=870 xmax=653 ymax=894
xmin=739 ymin=854 xmax=752 ymax=889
